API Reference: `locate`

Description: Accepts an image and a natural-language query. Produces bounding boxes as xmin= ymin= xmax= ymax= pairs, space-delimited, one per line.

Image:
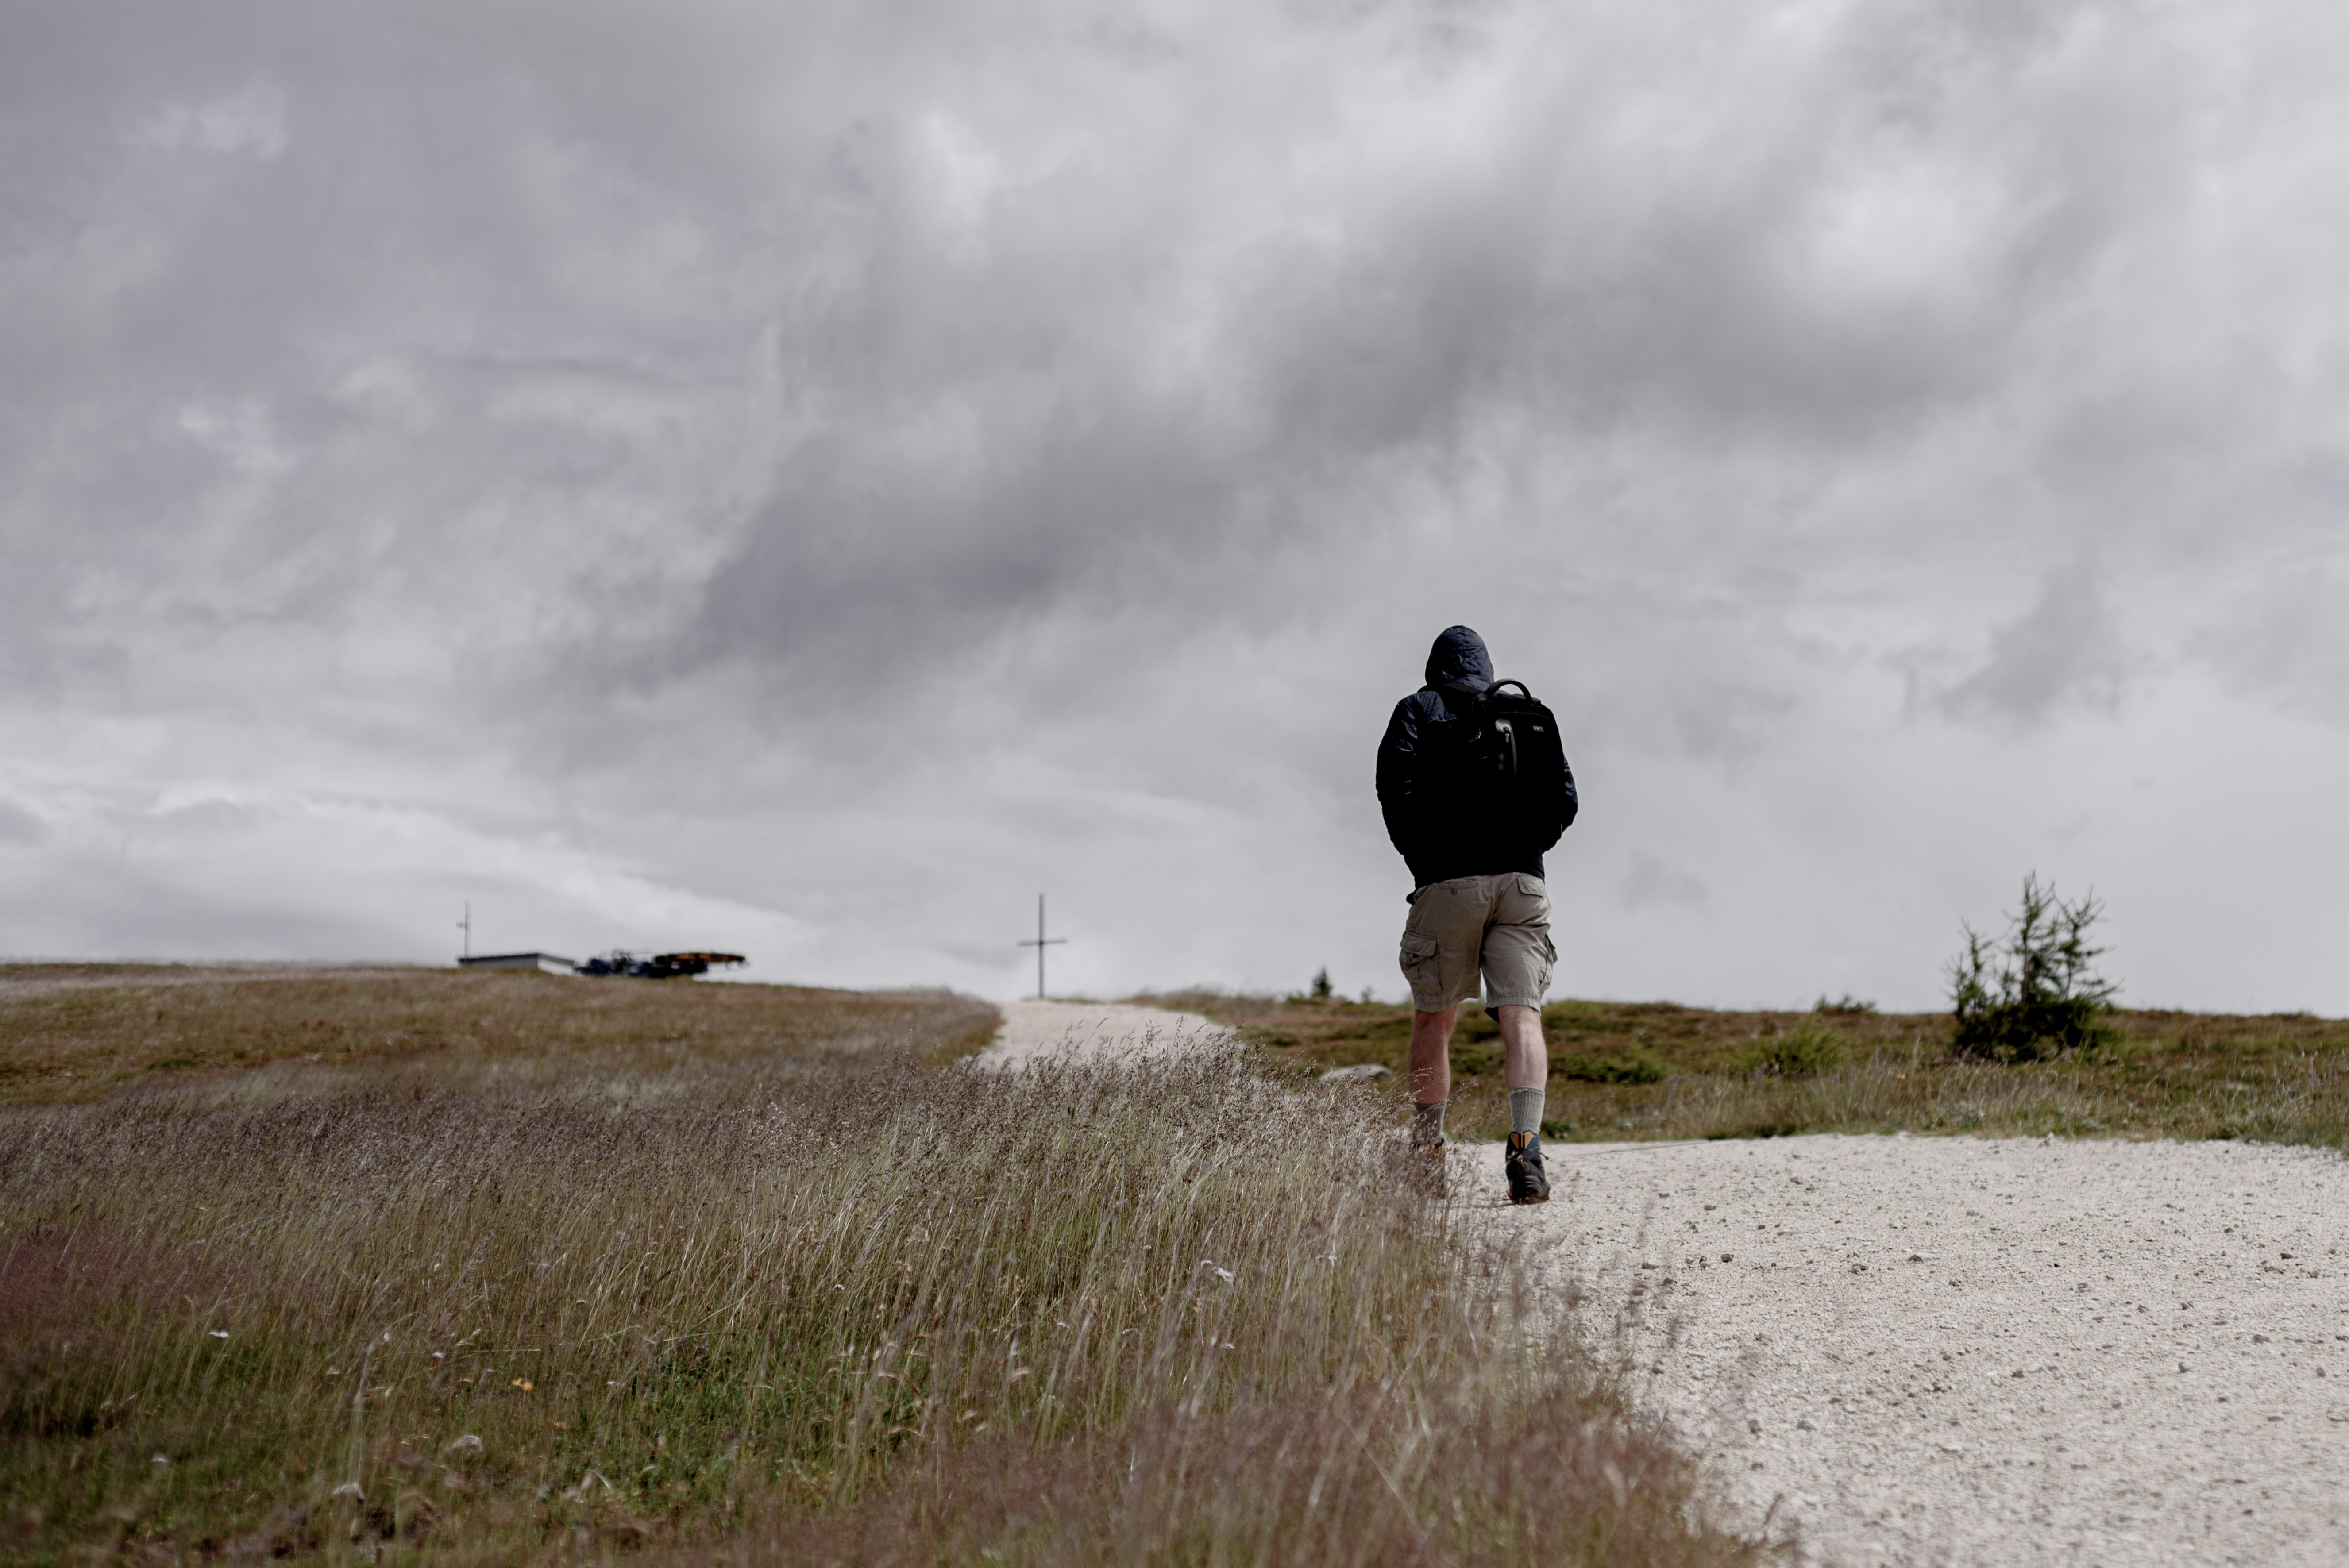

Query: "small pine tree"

xmin=1310 ymin=967 xmax=1333 ymax=1001
xmin=1947 ymin=874 xmax=2118 ymax=1062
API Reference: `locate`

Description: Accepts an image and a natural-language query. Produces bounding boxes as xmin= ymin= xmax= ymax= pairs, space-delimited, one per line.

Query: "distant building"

xmin=458 ymin=952 xmax=578 ymax=976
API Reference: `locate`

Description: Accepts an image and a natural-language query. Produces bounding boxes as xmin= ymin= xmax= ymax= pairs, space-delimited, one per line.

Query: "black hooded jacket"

xmin=1376 ymin=625 xmax=1578 ymax=890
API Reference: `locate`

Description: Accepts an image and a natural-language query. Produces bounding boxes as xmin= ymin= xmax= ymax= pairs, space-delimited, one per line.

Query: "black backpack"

xmin=1428 ymin=678 xmax=1575 ymax=859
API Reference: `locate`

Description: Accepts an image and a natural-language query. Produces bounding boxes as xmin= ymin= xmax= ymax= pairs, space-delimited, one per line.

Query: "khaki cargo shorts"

xmin=1397 ymin=873 xmax=1555 ymax=1014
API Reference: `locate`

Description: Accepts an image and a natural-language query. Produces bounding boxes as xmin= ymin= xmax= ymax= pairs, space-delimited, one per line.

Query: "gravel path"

xmin=1458 ymin=1133 xmax=2349 ymax=1567
xmin=999 ymin=1006 xmax=2349 ymax=1561
xmin=974 ymin=998 xmax=1235 ymax=1068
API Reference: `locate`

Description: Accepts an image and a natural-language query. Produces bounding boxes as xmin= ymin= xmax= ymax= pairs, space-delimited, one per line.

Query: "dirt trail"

xmin=1458 ymin=1133 xmax=2349 ymax=1567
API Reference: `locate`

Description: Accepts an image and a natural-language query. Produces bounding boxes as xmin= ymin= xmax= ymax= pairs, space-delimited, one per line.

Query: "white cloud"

xmin=176 ymin=398 xmax=293 ymax=475
xmin=1620 ymin=851 xmax=1712 ymax=913
xmin=130 ymin=78 xmax=289 ymax=160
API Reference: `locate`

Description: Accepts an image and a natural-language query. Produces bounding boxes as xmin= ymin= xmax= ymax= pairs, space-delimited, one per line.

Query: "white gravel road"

xmin=1461 ymin=1134 xmax=2349 ymax=1567
xmin=997 ymin=1006 xmax=2349 ymax=1564
xmin=975 ymin=998 xmax=1235 ymax=1068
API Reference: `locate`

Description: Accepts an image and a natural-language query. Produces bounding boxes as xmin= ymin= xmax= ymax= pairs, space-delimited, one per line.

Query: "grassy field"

xmin=0 ymin=967 xmax=1759 ymax=1567
xmin=0 ymin=964 xmax=1001 ymax=1101
xmin=1139 ymin=990 xmax=2349 ymax=1149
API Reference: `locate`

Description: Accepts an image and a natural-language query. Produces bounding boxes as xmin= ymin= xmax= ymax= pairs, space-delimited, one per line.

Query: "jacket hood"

xmin=1424 ymin=625 xmax=1493 ymax=694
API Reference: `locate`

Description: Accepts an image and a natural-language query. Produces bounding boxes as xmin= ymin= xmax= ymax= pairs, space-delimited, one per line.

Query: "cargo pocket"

xmin=1398 ymin=931 xmax=1439 ymax=990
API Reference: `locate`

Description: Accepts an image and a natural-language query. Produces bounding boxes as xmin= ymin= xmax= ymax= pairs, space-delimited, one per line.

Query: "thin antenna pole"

xmin=458 ymin=902 xmax=471 ymax=959
xmin=1014 ymin=893 xmax=1068 ymax=1000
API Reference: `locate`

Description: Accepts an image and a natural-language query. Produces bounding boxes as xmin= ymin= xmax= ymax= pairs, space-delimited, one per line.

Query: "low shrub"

xmin=1558 ymin=1046 xmax=1667 ymax=1085
xmin=1734 ymin=1018 xmax=1846 ymax=1078
xmin=1812 ymin=994 xmax=1877 ymax=1016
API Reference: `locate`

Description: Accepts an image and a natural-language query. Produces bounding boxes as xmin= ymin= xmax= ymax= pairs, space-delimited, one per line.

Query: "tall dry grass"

xmin=0 ymin=1002 xmax=1757 ymax=1564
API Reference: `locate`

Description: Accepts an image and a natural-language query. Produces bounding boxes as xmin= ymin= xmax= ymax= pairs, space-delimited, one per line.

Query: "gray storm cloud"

xmin=3 ymin=0 xmax=2348 ymax=1009
xmin=1937 ymin=563 xmax=2126 ymax=727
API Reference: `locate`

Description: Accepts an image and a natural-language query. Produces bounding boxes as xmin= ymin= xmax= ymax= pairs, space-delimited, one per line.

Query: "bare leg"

xmin=1497 ymin=1004 xmax=1547 ymax=1090
xmin=1497 ymin=1002 xmax=1554 ymax=1202
xmin=1408 ymin=1005 xmax=1459 ymax=1105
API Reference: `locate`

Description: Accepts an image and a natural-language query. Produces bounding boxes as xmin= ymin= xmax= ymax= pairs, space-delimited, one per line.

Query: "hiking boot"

xmin=1504 ymin=1131 xmax=1550 ymax=1205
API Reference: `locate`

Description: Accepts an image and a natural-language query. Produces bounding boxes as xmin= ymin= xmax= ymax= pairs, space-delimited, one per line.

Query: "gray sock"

xmin=1508 ymin=1086 xmax=1544 ymax=1139
xmin=1411 ymin=1101 xmax=1446 ymax=1148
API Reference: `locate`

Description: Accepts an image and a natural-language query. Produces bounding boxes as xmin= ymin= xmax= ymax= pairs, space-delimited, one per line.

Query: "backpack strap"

xmin=1488 ymin=678 xmax=1534 ymax=702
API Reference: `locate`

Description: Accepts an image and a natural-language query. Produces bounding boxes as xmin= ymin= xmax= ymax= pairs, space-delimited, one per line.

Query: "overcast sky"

xmin=4 ymin=0 xmax=2348 ymax=1011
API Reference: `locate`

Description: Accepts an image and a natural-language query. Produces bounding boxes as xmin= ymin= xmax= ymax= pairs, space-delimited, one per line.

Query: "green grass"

xmin=0 ymin=967 xmax=1760 ymax=1567
xmin=1137 ymin=990 xmax=2349 ymax=1148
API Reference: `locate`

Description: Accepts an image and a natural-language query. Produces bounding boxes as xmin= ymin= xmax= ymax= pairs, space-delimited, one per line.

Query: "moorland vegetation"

xmin=1164 ymin=876 xmax=2349 ymax=1149
xmin=1151 ymin=994 xmax=2349 ymax=1148
xmin=0 ymin=967 xmax=1754 ymax=1566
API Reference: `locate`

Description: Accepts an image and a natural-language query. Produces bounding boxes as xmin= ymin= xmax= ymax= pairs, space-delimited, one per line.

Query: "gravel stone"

xmin=1467 ymin=1133 xmax=2349 ymax=1567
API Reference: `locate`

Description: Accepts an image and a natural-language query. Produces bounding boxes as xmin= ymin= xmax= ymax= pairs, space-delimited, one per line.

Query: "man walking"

xmin=1376 ymin=625 xmax=1578 ymax=1203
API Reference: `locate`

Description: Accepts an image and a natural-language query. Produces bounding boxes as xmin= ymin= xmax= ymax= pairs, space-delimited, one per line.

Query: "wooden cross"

xmin=1015 ymin=894 xmax=1068 ymax=1000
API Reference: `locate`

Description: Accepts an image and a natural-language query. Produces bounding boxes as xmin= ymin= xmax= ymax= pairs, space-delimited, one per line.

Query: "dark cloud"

xmin=3 ymin=0 xmax=2349 ymax=1006
xmin=1936 ymin=563 xmax=2125 ymax=727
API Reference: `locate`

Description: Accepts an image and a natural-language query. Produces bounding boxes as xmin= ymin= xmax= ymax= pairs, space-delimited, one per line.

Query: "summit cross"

xmin=1014 ymin=894 xmax=1068 ymax=1000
